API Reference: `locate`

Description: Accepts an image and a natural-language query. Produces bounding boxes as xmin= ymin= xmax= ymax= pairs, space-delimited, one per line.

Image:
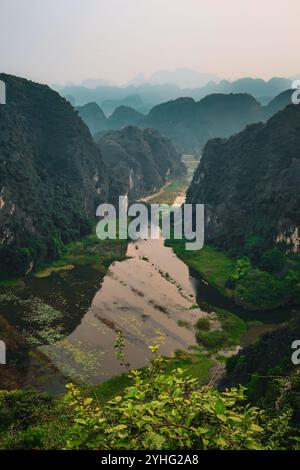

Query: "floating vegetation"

xmin=157 ymin=268 xmax=194 ymax=302
xmin=23 ymin=298 xmax=64 ymax=326
xmin=35 ymin=264 xmax=74 ymax=279
xmin=189 ymin=304 xmax=199 ymax=310
xmin=177 ymin=319 xmax=192 ymax=329
xmin=18 ymin=298 xmax=66 ymax=346
xmin=41 ymin=339 xmax=105 ymax=383
xmin=0 ymin=292 xmax=20 ymax=304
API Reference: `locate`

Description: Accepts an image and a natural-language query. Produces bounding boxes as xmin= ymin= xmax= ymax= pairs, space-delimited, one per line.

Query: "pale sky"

xmin=0 ymin=0 xmax=299 ymax=85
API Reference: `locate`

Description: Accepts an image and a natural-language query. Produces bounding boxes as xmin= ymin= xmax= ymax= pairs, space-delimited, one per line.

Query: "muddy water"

xmin=39 ymin=236 xmax=205 ymax=389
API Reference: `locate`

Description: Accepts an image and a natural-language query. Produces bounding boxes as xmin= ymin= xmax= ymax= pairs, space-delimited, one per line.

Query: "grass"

xmin=146 ymin=177 xmax=189 ymax=205
xmin=34 ymin=233 xmax=127 ymax=279
xmin=164 ymin=350 xmax=213 ymax=384
xmin=35 ymin=264 xmax=74 ymax=278
xmin=93 ymin=373 xmax=133 ymax=403
xmin=0 ymin=279 xmax=25 ymax=288
xmin=91 ymin=350 xmax=214 ymax=403
xmin=165 ymin=240 xmax=235 ymax=297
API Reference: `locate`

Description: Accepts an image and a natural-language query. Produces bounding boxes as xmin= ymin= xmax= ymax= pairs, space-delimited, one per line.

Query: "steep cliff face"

xmin=97 ymin=126 xmax=185 ymax=202
xmin=143 ymin=94 xmax=263 ymax=154
xmin=0 ymin=74 xmax=108 ymax=278
xmin=187 ymin=103 xmax=300 ymax=254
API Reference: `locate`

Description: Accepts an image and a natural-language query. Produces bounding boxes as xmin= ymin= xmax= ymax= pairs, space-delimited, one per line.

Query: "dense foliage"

xmin=188 ymin=103 xmax=300 ymax=256
xmin=97 ymin=125 xmax=185 ymax=203
xmin=144 ymin=94 xmax=263 ymax=154
xmin=1 ymin=347 xmax=298 ymax=450
xmin=0 ymin=74 xmax=109 ymax=278
xmin=225 ymin=315 xmax=300 ymax=425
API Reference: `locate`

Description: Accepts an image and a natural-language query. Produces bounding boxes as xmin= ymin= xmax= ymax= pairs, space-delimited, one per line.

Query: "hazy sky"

xmin=0 ymin=0 xmax=299 ymax=85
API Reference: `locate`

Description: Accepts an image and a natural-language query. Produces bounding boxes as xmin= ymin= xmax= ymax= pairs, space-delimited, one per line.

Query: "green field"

xmin=34 ymin=233 xmax=127 ymax=279
xmin=165 ymin=240 xmax=235 ymax=297
xmin=146 ymin=177 xmax=189 ymax=205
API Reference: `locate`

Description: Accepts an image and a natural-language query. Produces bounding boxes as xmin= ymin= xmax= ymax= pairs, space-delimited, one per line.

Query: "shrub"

xmin=259 ymin=249 xmax=285 ymax=274
xmin=64 ymin=347 xmax=268 ymax=450
xmin=234 ymin=269 xmax=289 ymax=310
xmin=196 ymin=318 xmax=211 ymax=331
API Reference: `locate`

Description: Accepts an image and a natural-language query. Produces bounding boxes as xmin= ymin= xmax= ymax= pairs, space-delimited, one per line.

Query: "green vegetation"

xmin=165 ymin=241 xmax=235 ymax=296
xmin=177 ymin=319 xmax=192 ymax=329
xmin=34 ymin=233 xmax=127 ymax=279
xmin=0 ymin=74 xmax=110 ymax=280
xmin=196 ymin=309 xmax=247 ymax=352
xmin=1 ymin=347 xmax=297 ymax=450
xmin=234 ymin=269 xmax=289 ymax=310
xmin=147 ymin=177 xmax=188 ymax=205
xmin=166 ymin=239 xmax=300 ymax=311
xmin=195 ymin=317 xmax=211 ymax=331
xmin=259 ymin=248 xmax=286 ymax=274
xmin=98 ymin=126 xmax=185 ymax=205
xmin=0 ymin=389 xmax=72 ymax=450
xmin=225 ymin=315 xmax=300 ymax=438
xmin=163 ymin=350 xmax=213 ymax=384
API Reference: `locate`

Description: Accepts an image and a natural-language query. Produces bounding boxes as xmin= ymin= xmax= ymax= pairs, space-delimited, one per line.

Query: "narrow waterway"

xmin=1 ymin=154 xmax=290 ymax=392
xmin=39 ymin=235 xmax=207 ymax=389
xmin=25 ymin=154 xmax=289 ymax=392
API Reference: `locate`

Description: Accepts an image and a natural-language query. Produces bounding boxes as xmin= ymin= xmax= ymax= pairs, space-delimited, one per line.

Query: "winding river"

xmin=1 ymin=155 xmax=291 ymax=393
xmin=38 ymin=235 xmax=207 ymax=391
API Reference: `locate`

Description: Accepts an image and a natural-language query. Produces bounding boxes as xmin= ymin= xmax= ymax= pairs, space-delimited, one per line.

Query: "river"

xmin=38 ymin=235 xmax=209 ymax=391
xmin=0 ymin=155 xmax=290 ymax=393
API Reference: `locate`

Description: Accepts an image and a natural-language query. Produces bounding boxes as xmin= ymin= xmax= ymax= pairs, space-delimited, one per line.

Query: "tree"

xmin=260 ymin=248 xmax=285 ymax=273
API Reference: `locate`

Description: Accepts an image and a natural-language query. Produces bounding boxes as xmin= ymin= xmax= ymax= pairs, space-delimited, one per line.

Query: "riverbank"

xmin=165 ymin=238 xmax=297 ymax=320
xmin=0 ymin=234 xmax=128 ymax=390
xmin=0 ymin=154 xmax=283 ymax=395
xmin=165 ymin=240 xmax=235 ymax=297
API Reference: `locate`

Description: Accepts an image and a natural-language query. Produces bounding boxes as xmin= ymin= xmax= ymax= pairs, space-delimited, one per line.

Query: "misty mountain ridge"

xmin=58 ymin=75 xmax=292 ymax=115
xmin=76 ymin=88 xmax=295 ymax=154
xmin=76 ymin=102 xmax=145 ymax=136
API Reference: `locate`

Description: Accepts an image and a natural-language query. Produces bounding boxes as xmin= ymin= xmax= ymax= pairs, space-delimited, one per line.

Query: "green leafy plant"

xmin=64 ymin=346 xmax=270 ymax=450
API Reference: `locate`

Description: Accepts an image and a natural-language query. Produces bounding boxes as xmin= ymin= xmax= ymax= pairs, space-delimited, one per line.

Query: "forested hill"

xmin=0 ymin=74 xmax=108 ymax=278
xmin=142 ymin=93 xmax=263 ymax=154
xmin=76 ymin=103 xmax=145 ymax=136
xmin=96 ymin=125 xmax=185 ymax=202
xmin=75 ymin=91 xmax=295 ymax=155
xmin=187 ymin=103 xmax=300 ymax=254
xmin=75 ymin=102 xmax=108 ymax=135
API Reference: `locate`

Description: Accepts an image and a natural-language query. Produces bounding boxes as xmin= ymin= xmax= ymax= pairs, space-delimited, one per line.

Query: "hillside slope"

xmin=0 ymin=74 xmax=108 ymax=278
xmin=187 ymin=103 xmax=300 ymax=254
xmin=75 ymin=102 xmax=107 ymax=135
xmin=143 ymin=93 xmax=263 ymax=153
xmin=97 ymin=126 xmax=185 ymax=202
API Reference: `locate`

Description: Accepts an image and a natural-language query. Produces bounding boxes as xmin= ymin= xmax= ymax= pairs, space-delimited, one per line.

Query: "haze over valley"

xmin=0 ymin=0 xmax=300 ymax=453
